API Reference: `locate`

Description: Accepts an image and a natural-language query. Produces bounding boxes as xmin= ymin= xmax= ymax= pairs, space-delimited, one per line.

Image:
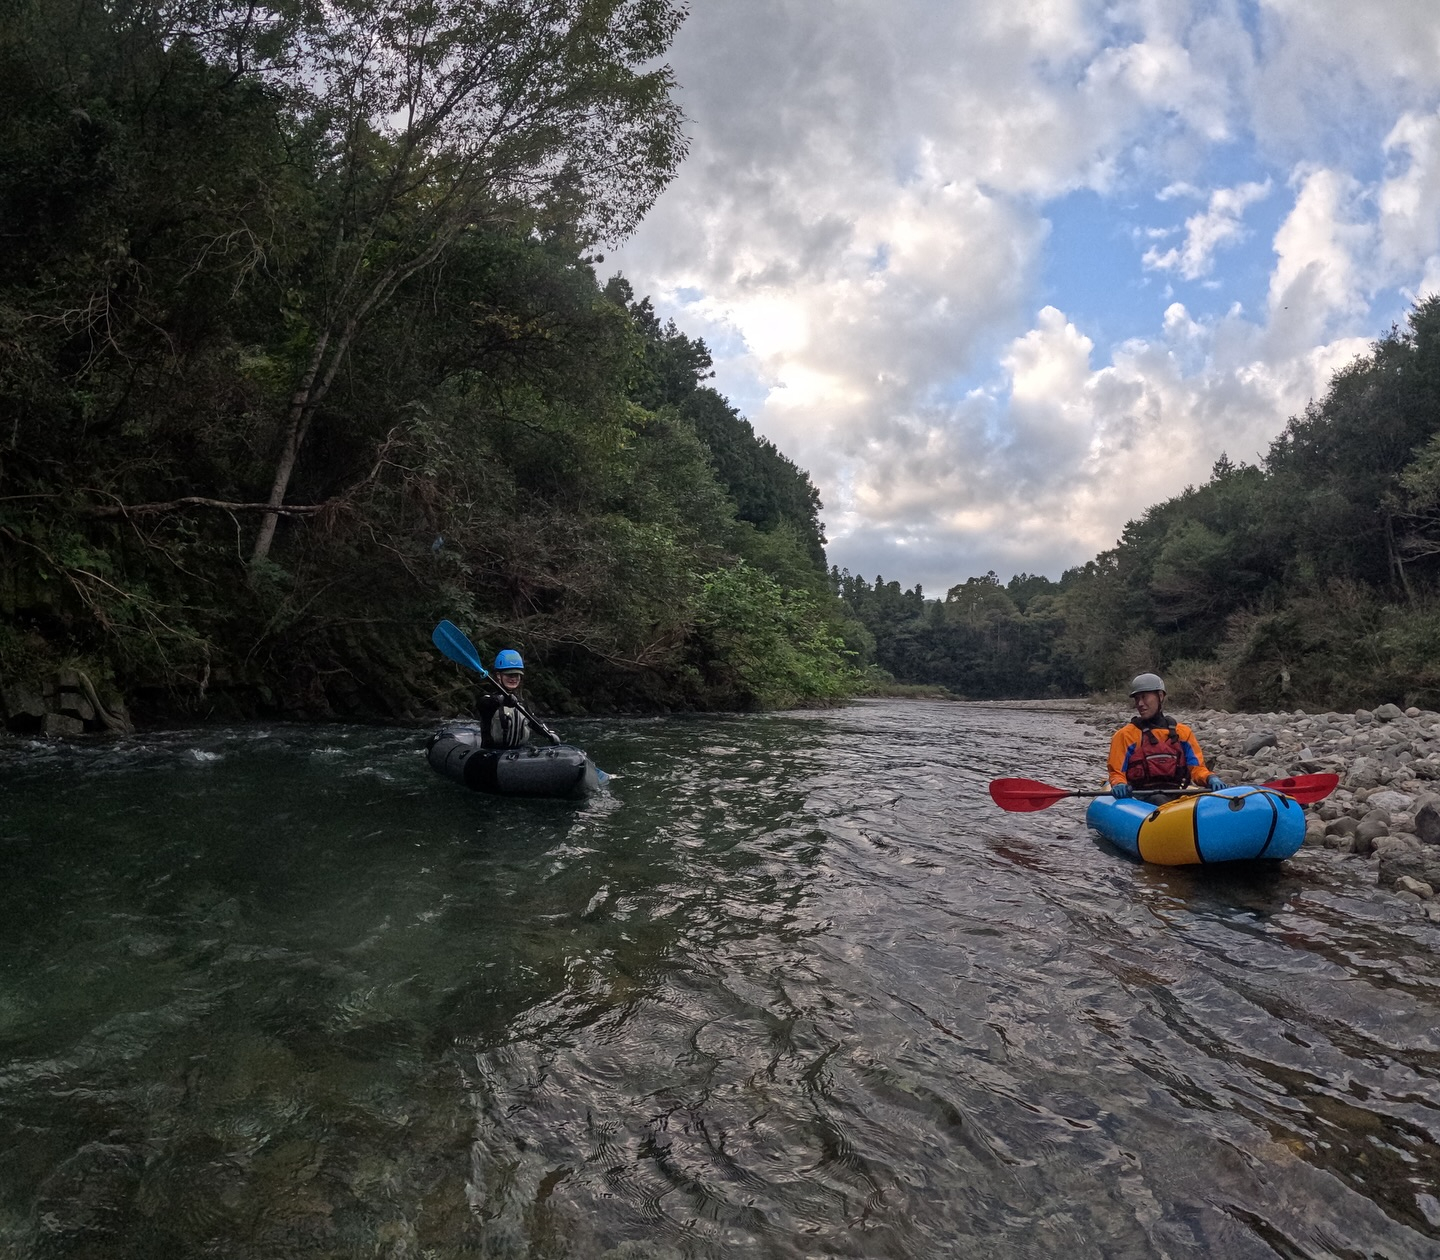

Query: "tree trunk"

xmin=1386 ymin=511 xmax=1415 ymax=604
xmin=248 ymin=241 xmax=445 ymax=567
xmin=251 ymin=329 xmax=331 ymax=565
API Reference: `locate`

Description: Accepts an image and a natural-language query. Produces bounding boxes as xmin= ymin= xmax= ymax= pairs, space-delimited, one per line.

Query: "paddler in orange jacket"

xmin=1108 ymin=673 xmax=1227 ymax=799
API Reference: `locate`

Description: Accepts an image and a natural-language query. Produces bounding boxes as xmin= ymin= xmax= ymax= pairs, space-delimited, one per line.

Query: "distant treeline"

xmin=0 ymin=0 xmax=857 ymax=723
xmin=843 ymin=296 xmax=1440 ymax=711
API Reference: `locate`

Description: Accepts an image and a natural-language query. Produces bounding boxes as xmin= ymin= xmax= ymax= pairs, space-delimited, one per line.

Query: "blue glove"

xmin=1207 ymin=775 xmax=1227 ymax=790
xmin=1111 ymin=783 xmax=1132 ymax=799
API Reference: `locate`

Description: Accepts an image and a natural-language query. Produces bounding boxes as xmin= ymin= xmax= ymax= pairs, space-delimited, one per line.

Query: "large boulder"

xmin=1 ymin=683 xmax=46 ymax=720
xmin=1242 ymin=731 xmax=1279 ymax=755
xmin=1373 ymin=703 xmax=1406 ymax=723
xmin=58 ymin=688 xmax=95 ymax=721
xmin=1325 ymin=817 xmax=1359 ymax=838
xmin=41 ymin=713 xmax=85 ymax=738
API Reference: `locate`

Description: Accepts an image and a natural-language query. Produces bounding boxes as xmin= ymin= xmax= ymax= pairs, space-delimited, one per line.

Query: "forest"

xmin=0 ymin=0 xmax=862 ymax=729
xmin=845 ymin=295 xmax=1440 ymax=711
xmin=7 ymin=0 xmax=1440 ymax=731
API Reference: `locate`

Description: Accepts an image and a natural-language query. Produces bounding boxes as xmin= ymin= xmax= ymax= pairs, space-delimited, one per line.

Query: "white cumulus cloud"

xmin=610 ymin=0 xmax=1440 ymax=590
xmin=1143 ymin=180 xmax=1272 ymax=279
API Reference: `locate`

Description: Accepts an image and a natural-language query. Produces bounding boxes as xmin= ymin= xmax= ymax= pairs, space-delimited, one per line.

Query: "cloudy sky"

xmin=608 ymin=0 xmax=1440 ymax=594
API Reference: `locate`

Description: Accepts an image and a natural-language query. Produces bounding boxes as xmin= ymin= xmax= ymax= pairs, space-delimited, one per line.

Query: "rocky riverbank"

xmin=0 ymin=669 xmax=132 ymax=737
xmin=1161 ymin=702 xmax=1440 ymax=922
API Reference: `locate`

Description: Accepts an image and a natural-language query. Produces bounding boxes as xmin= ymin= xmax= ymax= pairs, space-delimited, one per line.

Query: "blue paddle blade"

xmin=432 ymin=619 xmax=487 ymax=676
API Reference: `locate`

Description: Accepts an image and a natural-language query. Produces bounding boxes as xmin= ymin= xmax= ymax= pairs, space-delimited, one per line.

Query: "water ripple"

xmin=0 ymin=703 xmax=1437 ymax=1256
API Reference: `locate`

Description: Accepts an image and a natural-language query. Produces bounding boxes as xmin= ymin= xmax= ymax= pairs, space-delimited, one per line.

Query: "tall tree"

xmin=231 ymin=0 xmax=690 ymax=561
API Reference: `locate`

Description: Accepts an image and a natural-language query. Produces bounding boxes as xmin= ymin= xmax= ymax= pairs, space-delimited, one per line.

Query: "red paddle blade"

xmin=1259 ymin=772 xmax=1340 ymax=804
xmin=989 ymin=777 xmax=1073 ymax=811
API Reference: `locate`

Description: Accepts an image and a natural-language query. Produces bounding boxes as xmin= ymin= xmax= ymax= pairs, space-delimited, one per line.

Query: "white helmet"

xmin=1129 ymin=672 xmax=1166 ymax=695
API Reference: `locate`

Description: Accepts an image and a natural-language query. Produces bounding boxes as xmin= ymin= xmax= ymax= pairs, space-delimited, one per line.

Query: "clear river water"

xmin=1 ymin=699 xmax=1438 ymax=1259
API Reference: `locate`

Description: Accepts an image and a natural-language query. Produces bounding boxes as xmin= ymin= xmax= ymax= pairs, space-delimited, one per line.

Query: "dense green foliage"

xmin=853 ymin=297 xmax=1440 ymax=710
xmin=835 ymin=570 xmax=1083 ymax=700
xmin=0 ymin=0 xmax=857 ymax=721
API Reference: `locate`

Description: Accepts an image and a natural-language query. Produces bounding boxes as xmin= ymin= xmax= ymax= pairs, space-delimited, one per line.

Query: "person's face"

xmin=1133 ymin=690 xmax=1163 ymax=720
xmin=497 ymin=670 xmax=523 ymax=692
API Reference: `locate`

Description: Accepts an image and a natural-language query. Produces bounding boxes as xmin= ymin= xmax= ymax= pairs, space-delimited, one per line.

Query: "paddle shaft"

xmin=989 ymin=771 xmax=1338 ymax=811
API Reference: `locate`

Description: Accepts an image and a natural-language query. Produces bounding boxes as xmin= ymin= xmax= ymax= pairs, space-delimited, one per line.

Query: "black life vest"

xmin=1125 ymin=720 xmax=1191 ymax=789
xmin=476 ymin=695 xmax=532 ymax=749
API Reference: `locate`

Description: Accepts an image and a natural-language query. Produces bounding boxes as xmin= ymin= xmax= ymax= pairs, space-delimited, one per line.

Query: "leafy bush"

xmin=695 ymin=563 xmax=858 ymax=709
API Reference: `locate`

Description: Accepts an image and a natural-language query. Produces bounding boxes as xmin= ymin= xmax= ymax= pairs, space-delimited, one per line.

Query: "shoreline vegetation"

xmin=6 ymin=3 xmax=1440 ymax=739
xmin=834 ymin=299 xmax=1440 ymax=720
xmin=0 ymin=0 xmax=862 ymax=729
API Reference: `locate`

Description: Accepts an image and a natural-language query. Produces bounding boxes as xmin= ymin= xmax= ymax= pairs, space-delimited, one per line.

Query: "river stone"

xmin=1353 ymin=812 xmax=1388 ymax=840
xmin=1373 ymin=703 xmax=1406 ymax=723
xmin=1355 ymin=708 xmax=1375 ymax=724
xmin=1375 ymin=835 xmax=1421 ymax=858
xmin=1415 ymin=803 xmax=1440 ymax=845
xmin=1242 ymin=731 xmax=1278 ymax=755
xmin=1325 ymin=817 xmax=1359 ymax=837
xmin=1395 ymin=875 xmax=1435 ymax=899
xmin=1304 ymin=819 xmax=1327 ymax=848
xmin=1345 ymin=759 xmax=1382 ymax=790
xmin=1353 ymin=829 xmax=1381 ymax=856
xmin=1367 ymin=789 xmax=1414 ymax=814
xmin=1377 ymin=843 xmax=1440 ymax=889
xmin=1408 ymin=707 xmax=1423 ymax=717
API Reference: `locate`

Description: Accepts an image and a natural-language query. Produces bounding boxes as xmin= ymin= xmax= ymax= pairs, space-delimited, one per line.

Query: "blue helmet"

xmin=492 ymin=649 xmax=524 ymax=672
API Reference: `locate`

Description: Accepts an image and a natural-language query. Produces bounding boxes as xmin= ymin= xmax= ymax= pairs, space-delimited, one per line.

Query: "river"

xmin=1 ymin=699 xmax=1437 ymax=1258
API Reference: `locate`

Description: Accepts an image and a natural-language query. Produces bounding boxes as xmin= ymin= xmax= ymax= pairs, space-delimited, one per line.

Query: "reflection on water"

xmin=1 ymin=701 xmax=1438 ymax=1257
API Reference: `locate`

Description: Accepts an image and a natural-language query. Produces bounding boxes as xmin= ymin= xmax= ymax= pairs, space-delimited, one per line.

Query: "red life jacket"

xmin=1125 ymin=720 xmax=1191 ymax=789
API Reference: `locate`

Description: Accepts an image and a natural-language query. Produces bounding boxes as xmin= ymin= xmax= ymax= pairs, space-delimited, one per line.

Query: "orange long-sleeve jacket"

xmin=1107 ymin=716 xmax=1216 ymax=788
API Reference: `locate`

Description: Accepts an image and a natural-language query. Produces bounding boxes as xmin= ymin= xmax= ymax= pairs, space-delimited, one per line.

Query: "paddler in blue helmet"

xmin=474 ymin=649 xmax=534 ymax=748
xmin=1107 ymin=673 xmax=1226 ymax=800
